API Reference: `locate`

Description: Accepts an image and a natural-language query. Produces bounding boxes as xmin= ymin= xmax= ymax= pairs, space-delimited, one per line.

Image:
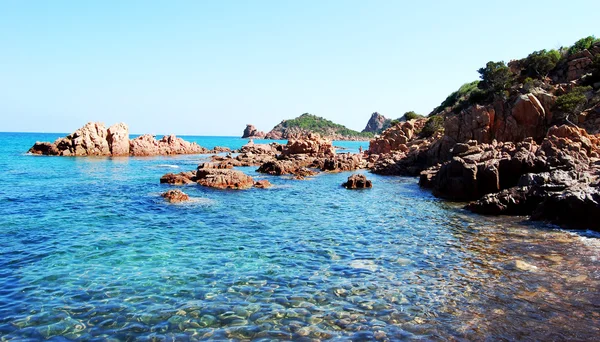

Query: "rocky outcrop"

xmin=130 ymin=134 xmax=208 ymax=156
xmin=362 ymin=112 xmax=390 ymax=133
xmin=28 ymin=122 xmax=208 ymax=157
xmin=107 ymin=123 xmax=130 ymax=156
xmin=254 ymin=180 xmax=272 ymax=188
xmin=342 ymin=174 xmax=372 ymax=189
xmin=160 ymin=172 xmax=197 ymax=185
xmin=282 ymin=133 xmax=336 ymax=157
xmin=368 ymin=119 xmax=427 ymax=155
xmin=161 ymin=189 xmax=190 ymax=203
xmin=196 ymin=168 xmax=255 ymax=190
xmin=417 ymin=124 xmax=600 ymax=229
xmin=241 ymin=124 xmax=265 ymax=138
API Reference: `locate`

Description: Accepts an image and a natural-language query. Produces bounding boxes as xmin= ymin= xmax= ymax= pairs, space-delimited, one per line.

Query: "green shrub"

xmin=420 ymin=115 xmax=444 ymax=137
xmin=478 ymin=61 xmax=514 ymax=96
xmin=403 ymin=111 xmax=424 ymax=120
xmin=553 ymin=86 xmax=592 ymax=120
xmin=433 ymin=81 xmax=480 ymax=114
xmin=568 ymin=36 xmax=600 ymax=55
xmin=523 ymin=77 xmax=535 ymax=91
xmin=523 ymin=49 xmax=561 ymax=77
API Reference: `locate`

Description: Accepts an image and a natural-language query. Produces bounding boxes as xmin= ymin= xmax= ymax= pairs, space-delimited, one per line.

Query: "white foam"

xmin=156 ymin=164 xmax=180 ymax=169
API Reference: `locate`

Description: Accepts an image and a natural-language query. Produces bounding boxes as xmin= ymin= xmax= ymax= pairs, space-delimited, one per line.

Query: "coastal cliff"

xmin=367 ymin=36 xmax=600 ymax=229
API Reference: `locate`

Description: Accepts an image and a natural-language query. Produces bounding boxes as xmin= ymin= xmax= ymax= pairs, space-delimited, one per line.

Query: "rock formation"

xmin=362 ymin=112 xmax=390 ymax=133
xmin=28 ymin=122 xmax=208 ymax=157
xmin=161 ymin=189 xmax=190 ymax=203
xmin=342 ymin=174 xmax=372 ymax=189
xmin=196 ymin=168 xmax=255 ymax=190
xmin=241 ymin=124 xmax=265 ymax=139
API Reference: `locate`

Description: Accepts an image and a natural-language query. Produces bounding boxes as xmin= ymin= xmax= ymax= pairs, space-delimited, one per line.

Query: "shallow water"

xmin=0 ymin=133 xmax=598 ymax=341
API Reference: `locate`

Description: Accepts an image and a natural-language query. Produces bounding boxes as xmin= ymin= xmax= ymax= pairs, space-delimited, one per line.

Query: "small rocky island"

xmin=28 ymin=122 xmax=208 ymax=156
xmin=244 ymin=113 xmax=374 ymax=141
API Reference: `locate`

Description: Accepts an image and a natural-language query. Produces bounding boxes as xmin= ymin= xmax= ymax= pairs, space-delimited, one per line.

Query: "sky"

xmin=0 ymin=0 xmax=598 ymax=136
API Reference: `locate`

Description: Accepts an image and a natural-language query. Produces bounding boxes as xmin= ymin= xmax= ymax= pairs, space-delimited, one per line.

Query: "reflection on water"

xmin=0 ymin=134 xmax=598 ymax=340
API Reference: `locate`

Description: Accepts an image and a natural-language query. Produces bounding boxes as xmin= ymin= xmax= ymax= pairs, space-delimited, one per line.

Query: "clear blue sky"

xmin=1 ymin=1 xmax=598 ymax=135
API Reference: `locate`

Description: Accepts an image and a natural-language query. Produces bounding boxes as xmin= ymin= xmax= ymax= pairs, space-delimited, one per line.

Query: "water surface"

xmin=0 ymin=133 xmax=598 ymax=340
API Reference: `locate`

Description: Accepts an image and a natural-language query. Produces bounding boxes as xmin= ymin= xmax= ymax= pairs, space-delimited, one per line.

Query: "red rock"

xmin=242 ymin=124 xmax=266 ymax=138
xmin=107 ymin=122 xmax=130 ymax=156
xmin=161 ymin=189 xmax=190 ymax=203
xmin=160 ymin=172 xmax=196 ymax=185
xmin=196 ymin=169 xmax=254 ymax=189
xmin=254 ymin=180 xmax=272 ymax=188
xmin=342 ymin=174 xmax=372 ymax=189
xmin=282 ymin=133 xmax=336 ymax=157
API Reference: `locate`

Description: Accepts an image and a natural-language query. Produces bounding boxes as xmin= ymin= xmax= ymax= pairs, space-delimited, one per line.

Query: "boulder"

xmin=254 ymin=180 xmax=272 ymax=188
xmin=196 ymin=168 xmax=254 ymax=190
xmin=107 ymin=123 xmax=130 ymax=156
xmin=161 ymin=189 xmax=190 ymax=203
xmin=342 ymin=174 xmax=372 ymax=189
xmin=160 ymin=172 xmax=196 ymax=185
xmin=282 ymin=133 xmax=335 ymax=157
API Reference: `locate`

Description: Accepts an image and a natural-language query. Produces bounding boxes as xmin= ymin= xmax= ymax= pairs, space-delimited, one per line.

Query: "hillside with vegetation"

xmin=264 ymin=113 xmax=374 ymax=140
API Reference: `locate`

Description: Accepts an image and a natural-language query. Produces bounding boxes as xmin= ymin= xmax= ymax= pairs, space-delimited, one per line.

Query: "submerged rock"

xmin=342 ymin=174 xmax=372 ymax=189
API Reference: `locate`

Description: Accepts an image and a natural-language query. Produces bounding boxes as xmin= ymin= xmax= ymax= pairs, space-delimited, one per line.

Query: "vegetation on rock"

xmin=553 ymin=86 xmax=592 ymax=122
xmin=523 ymin=49 xmax=561 ymax=77
xmin=269 ymin=113 xmax=373 ymax=139
xmin=568 ymin=35 xmax=600 ymax=55
xmin=477 ymin=61 xmax=514 ymax=97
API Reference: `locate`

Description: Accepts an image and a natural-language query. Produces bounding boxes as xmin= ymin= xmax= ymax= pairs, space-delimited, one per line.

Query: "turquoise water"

xmin=1 ymin=132 xmax=599 ymax=341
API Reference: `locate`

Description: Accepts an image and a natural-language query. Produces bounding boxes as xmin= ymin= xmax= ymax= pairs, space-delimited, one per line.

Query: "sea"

xmin=0 ymin=132 xmax=599 ymax=341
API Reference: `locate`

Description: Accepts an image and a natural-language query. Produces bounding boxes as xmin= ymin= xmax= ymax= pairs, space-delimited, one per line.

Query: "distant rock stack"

xmin=362 ymin=112 xmax=391 ymax=134
xmin=28 ymin=122 xmax=208 ymax=156
xmin=241 ymin=124 xmax=265 ymax=138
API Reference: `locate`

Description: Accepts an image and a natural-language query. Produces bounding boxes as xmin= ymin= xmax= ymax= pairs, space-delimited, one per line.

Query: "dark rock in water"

xmin=160 ymin=172 xmax=196 ymax=185
xmin=342 ymin=174 xmax=372 ymax=189
xmin=196 ymin=168 xmax=254 ymax=190
xmin=531 ymin=183 xmax=600 ymax=229
xmin=28 ymin=142 xmax=59 ymax=155
xmin=161 ymin=189 xmax=190 ymax=203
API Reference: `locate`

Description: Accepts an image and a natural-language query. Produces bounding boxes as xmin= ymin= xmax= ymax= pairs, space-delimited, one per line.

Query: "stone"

xmin=196 ymin=168 xmax=254 ymax=190
xmin=161 ymin=189 xmax=190 ymax=203
xmin=342 ymin=174 xmax=372 ymax=189
xmin=254 ymin=180 xmax=272 ymax=188
xmin=160 ymin=172 xmax=196 ymax=185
